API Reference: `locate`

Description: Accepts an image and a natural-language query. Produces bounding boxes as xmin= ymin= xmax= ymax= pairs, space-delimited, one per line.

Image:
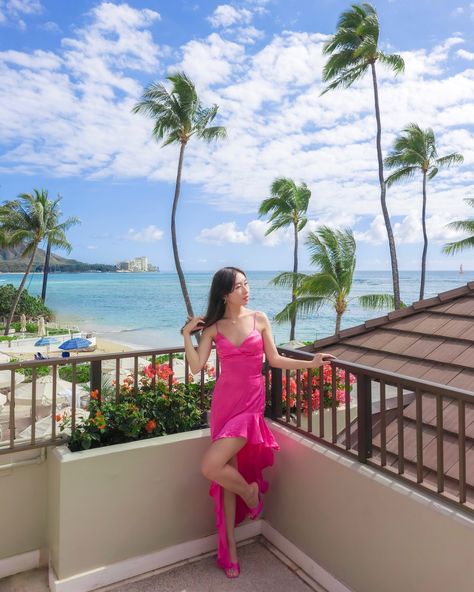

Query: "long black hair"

xmin=188 ymin=266 xmax=247 ymax=334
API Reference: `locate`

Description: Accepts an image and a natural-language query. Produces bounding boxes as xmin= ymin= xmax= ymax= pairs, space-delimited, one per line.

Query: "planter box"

xmin=47 ymin=429 xmax=219 ymax=589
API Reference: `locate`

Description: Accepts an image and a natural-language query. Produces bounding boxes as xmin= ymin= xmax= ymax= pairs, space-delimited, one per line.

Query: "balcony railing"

xmin=2 ymin=342 xmax=472 ymax=518
xmin=267 ymin=346 xmax=474 ymax=517
xmin=0 ymin=345 xmax=220 ymax=455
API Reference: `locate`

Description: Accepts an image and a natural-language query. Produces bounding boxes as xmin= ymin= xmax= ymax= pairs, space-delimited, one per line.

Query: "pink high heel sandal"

xmin=223 ymin=561 xmax=240 ymax=578
xmin=249 ymin=484 xmax=263 ymax=520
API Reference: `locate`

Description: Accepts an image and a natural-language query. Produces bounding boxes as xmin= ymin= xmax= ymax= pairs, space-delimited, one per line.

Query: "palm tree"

xmin=442 ymin=198 xmax=474 ymax=255
xmin=271 ymin=226 xmax=398 ymax=335
xmin=259 ymin=178 xmax=311 ymax=341
xmin=321 ymin=2 xmax=405 ymax=309
xmin=385 ymin=123 xmax=463 ymax=300
xmin=0 ymin=190 xmax=78 ymax=335
xmin=41 ymin=196 xmax=80 ymax=303
xmin=133 ymin=72 xmax=226 ymax=318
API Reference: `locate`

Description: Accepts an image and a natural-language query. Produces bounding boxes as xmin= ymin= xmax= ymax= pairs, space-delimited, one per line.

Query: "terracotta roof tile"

xmin=343 ymin=330 xmax=394 ymax=349
xmin=425 ymin=342 xmax=472 ymax=365
xmin=447 ymin=370 xmax=474 ymax=391
xmin=418 ymin=365 xmax=462 ymax=385
xmin=450 ymin=345 xmax=474 ymax=369
xmin=432 ymin=317 xmax=474 ymax=340
xmin=402 ymin=336 xmax=444 ymax=358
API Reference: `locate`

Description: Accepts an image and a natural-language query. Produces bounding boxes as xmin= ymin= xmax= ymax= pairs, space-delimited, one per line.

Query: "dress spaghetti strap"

xmin=253 ymin=311 xmax=256 ymax=329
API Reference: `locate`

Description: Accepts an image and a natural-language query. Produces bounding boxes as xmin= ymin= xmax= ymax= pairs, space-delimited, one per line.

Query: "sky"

xmin=0 ymin=0 xmax=473 ymax=273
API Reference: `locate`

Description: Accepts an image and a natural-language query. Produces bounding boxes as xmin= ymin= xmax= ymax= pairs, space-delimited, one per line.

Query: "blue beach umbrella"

xmin=35 ymin=336 xmax=60 ymax=356
xmin=59 ymin=338 xmax=92 ymax=351
xmin=35 ymin=337 xmax=60 ymax=347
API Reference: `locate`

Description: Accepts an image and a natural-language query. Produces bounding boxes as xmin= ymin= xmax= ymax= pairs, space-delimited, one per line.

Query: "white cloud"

xmin=208 ymin=5 xmax=252 ymax=28
xmin=457 ymin=49 xmax=474 ymax=61
xmin=40 ymin=20 xmax=60 ymax=33
xmin=0 ymin=8 xmax=472 ymax=237
xmin=197 ymin=219 xmax=292 ymax=246
xmin=0 ymin=0 xmax=42 ymax=25
xmin=124 ymin=225 xmax=164 ymax=242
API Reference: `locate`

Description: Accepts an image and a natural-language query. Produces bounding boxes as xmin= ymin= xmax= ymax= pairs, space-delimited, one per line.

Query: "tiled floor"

xmin=0 ymin=537 xmax=327 ymax=592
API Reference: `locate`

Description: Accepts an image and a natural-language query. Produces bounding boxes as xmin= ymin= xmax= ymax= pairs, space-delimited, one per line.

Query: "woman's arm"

xmin=259 ymin=311 xmax=336 ymax=370
xmin=182 ymin=317 xmax=215 ymax=374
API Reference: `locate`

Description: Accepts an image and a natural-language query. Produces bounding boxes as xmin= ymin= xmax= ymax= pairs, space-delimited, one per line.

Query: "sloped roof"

xmin=302 ymin=281 xmax=474 ymax=508
xmin=303 ymin=281 xmax=474 ymax=391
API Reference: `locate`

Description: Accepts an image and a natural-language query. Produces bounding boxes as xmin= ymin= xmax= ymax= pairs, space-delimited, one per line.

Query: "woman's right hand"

xmin=181 ymin=316 xmax=205 ymax=336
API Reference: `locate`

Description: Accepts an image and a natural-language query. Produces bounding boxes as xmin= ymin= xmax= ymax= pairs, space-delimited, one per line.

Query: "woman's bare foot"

xmin=244 ymin=481 xmax=259 ymax=509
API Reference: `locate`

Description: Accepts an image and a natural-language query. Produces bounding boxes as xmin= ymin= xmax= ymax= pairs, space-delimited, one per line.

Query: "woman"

xmin=182 ymin=267 xmax=335 ymax=579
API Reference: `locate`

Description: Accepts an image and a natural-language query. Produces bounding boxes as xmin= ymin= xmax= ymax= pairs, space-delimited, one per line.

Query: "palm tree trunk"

xmin=4 ymin=245 xmax=39 ymax=335
xmin=290 ymin=222 xmax=298 ymax=341
xmin=370 ymin=62 xmax=401 ymax=309
xmin=419 ymin=171 xmax=428 ymax=301
xmin=171 ymin=141 xmax=195 ymax=319
xmin=41 ymin=239 xmax=52 ymax=303
xmin=335 ymin=311 xmax=342 ymax=335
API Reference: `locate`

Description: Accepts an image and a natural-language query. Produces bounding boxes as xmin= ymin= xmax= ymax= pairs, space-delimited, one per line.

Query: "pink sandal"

xmin=223 ymin=561 xmax=240 ymax=578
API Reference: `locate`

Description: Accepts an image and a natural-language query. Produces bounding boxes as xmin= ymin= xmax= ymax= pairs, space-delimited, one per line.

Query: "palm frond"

xmin=358 ymin=293 xmax=398 ymax=310
xmin=378 ymin=51 xmax=405 ymax=74
xmin=270 ymin=271 xmax=307 ymax=290
xmin=197 ymin=125 xmax=227 ymax=143
xmin=273 ymin=296 xmax=326 ymax=325
xmin=442 ymin=235 xmax=474 ymax=255
xmin=385 ymin=166 xmax=418 ymax=187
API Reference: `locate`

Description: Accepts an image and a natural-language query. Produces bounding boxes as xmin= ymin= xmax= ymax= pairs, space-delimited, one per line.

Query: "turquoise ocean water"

xmin=2 ymin=270 xmax=473 ymax=348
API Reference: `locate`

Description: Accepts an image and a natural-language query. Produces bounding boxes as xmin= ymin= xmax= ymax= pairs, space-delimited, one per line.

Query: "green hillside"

xmin=0 ymin=246 xmax=116 ymax=273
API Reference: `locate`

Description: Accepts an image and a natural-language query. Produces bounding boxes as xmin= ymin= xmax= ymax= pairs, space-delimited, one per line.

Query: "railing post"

xmin=357 ymin=374 xmax=372 ymax=462
xmin=270 ymin=366 xmax=283 ymax=420
xmin=90 ymin=360 xmax=102 ymax=399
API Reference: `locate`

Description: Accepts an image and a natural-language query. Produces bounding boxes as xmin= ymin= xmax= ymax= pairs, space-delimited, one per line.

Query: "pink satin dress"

xmin=209 ymin=312 xmax=280 ymax=569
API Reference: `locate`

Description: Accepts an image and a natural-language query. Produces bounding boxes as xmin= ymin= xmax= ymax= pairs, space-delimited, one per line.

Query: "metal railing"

xmin=2 ymin=341 xmax=472 ymax=517
xmin=266 ymin=346 xmax=474 ymax=516
xmin=0 ymin=346 xmax=219 ymax=455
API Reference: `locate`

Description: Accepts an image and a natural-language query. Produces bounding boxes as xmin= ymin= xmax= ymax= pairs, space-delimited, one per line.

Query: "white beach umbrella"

xmin=18 ymin=407 xmax=89 ymax=441
xmin=37 ymin=317 xmax=46 ymax=337
xmin=0 ymin=370 xmax=25 ymax=389
xmin=14 ymin=376 xmax=74 ymax=406
xmin=20 ymin=314 xmax=27 ymax=334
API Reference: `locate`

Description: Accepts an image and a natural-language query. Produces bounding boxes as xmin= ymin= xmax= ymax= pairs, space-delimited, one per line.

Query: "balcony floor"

xmin=1 ymin=536 xmax=326 ymax=592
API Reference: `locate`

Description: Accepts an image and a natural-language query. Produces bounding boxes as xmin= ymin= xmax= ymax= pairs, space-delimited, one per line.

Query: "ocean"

xmin=1 ymin=270 xmax=472 ymax=348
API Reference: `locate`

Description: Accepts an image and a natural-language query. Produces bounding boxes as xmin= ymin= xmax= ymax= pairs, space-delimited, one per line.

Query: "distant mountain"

xmin=0 ymin=246 xmax=116 ymax=273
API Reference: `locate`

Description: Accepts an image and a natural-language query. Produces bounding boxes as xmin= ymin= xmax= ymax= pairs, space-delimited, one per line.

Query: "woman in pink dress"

xmin=182 ymin=267 xmax=335 ymax=579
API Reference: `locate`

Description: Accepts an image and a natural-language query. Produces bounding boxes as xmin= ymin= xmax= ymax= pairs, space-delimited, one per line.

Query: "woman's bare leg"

xmin=201 ymin=437 xmax=259 ymax=508
xmin=224 ymin=455 xmax=238 ymax=575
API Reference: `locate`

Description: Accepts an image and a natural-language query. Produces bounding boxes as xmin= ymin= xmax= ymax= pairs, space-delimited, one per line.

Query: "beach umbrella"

xmin=35 ymin=336 xmax=60 ymax=356
xmin=20 ymin=314 xmax=27 ymax=334
xmin=59 ymin=338 xmax=92 ymax=353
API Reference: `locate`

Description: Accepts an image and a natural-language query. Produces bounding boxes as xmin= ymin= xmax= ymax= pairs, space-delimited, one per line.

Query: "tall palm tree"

xmin=41 ymin=195 xmax=80 ymax=303
xmin=385 ymin=123 xmax=463 ymax=300
xmin=271 ymin=226 xmax=398 ymax=335
xmin=0 ymin=190 xmax=78 ymax=335
xmin=259 ymin=178 xmax=311 ymax=340
xmin=442 ymin=198 xmax=474 ymax=255
xmin=321 ymin=2 xmax=405 ymax=309
xmin=133 ymin=72 xmax=226 ymax=318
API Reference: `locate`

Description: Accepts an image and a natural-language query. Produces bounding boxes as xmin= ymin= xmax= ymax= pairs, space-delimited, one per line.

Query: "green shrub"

xmin=59 ymin=364 xmax=213 ymax=452
xmin=59 ymin=364 xmax=90 ymax=383
xmin=0 ymin=284 xmax=52 ymax=320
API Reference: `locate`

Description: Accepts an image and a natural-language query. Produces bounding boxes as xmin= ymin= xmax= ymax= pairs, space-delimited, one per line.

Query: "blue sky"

xmin=0 ymin=0 xmax=473 ymax=272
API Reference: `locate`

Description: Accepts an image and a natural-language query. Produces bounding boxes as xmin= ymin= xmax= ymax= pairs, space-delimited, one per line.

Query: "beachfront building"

xmin=116 ymin=256 xmax=158 ymax=272
xmin=0 ymin=283 xmax=473 ymax=592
